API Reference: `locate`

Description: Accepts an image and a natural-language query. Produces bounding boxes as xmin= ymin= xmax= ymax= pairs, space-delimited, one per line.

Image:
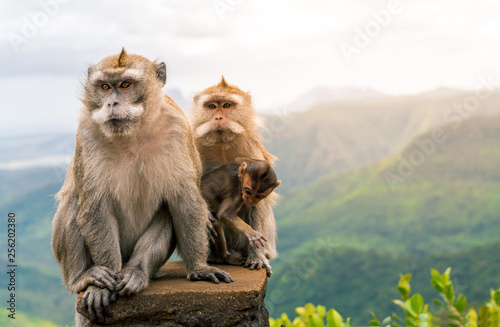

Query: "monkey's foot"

xmin=116 ymin=267 xmax=149 ymax=296
xmin=223 ymin=250 xmax=245 ymax=266
xmin=82 ymin=285 xmax=117 ymax=322
xmin=74 ymin=265 xmax=119 ymax=293
xmin=244 ymin=253 xmax=272 ymax=277
xmin=187 ymin=266 xmax=234 ymax=284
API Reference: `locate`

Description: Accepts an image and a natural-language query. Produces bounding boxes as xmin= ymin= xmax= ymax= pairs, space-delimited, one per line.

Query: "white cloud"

xmin=1 ymin=0 xmax=500 ymax=135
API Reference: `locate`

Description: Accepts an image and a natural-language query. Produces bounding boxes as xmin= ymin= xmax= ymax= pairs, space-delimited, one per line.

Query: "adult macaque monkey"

xmin=201 ymin=158 xmax=281 ymax=266
xmin=190 ymin=77 xmax=278 ymax=277
xmin=51 ymin=49 xmax=233 ymax=326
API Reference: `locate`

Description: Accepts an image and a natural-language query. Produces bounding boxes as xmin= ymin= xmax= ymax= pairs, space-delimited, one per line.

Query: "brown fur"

xmin=189 ymin=78 xmax=279 ymax=277
xmin=52 ymin=50 xmax=232 ymax=327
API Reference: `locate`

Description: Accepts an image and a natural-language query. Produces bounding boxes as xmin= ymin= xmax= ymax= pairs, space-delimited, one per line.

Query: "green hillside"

xmin=275 ymin=114 xmax=500 ymax=256
xmin=0 ymin=311 xmax=62 ymax=327
xmin=267 ymin=241 xmax=500 ymax=325
xmin=265 ymin=91 xmax=500 ymax=191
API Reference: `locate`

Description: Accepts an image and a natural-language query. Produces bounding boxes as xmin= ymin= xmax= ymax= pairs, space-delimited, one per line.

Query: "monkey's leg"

xmin=242 ymin=196 xmax=277 ymax=277
xmin=116 ymin=208 xmax=176 ymax=296
xmin=168 ymin=183 xmax=234 ymax=283
xmin=213 ymin=221 xmax=244 ymax=265
xmin=52 ymin=193 xmax=120 ymax=324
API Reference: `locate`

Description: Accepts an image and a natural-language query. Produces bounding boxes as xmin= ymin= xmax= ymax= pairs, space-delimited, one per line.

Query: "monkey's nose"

xmin=108 ymin=101 xmax=119 ymax=107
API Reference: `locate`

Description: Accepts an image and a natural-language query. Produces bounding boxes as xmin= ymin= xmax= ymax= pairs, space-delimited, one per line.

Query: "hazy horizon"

xmin=2 ymin=0 xmax=500 ymax=136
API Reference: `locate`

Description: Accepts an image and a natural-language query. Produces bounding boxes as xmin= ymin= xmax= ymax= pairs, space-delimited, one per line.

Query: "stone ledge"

xmin=76 ymin=261 xmax=269 ymax=327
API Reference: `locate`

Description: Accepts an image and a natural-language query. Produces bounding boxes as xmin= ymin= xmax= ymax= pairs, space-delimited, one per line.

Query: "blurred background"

xmin=1 ymin=0 xmax=500 ymax=325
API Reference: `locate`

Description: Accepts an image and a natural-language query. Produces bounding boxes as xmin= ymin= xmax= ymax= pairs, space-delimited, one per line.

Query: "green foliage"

xmin=270 ymin=303 xmax=351 ymax=327
xmin=271 ymin=268 xmax=500 ymax=327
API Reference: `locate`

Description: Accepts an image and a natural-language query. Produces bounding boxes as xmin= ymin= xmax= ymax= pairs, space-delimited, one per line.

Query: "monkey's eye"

xmin=222 ymin=103 xmax=231 ymax=108
xmin=244 ymin=189 xmax=252 ymax=196
xmin=208 ymin=104 xmax=216 ymax=109
xmin=101 ymin=84 xmax=111 ymax=91
xmin=120 ymin=81 xmax=131 ymax=88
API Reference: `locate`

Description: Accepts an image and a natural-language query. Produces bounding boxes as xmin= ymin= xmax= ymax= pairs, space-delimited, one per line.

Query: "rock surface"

xmin=76 ymin=261 xmax=269 ymax=327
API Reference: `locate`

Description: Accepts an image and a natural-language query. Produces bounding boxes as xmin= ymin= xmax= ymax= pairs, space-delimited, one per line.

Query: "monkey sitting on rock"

xmin=190 ymin=77 xmax=279 ymax=277
xmin=51 ymin=49 xmax=233 ymax=327
xmin=201 ymin=158 xmax=280 ymax=272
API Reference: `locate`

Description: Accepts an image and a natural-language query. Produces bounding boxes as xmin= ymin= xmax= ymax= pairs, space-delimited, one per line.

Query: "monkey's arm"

xmin=168 ymin=179 xmax=234 ymax=283
xmin=115 ymin=207 xmax=176 ymax=296
xmin=52 ymin=191 xmax=120 ymax=321
xmin=217 ymin=199 xmax=267 ymax=249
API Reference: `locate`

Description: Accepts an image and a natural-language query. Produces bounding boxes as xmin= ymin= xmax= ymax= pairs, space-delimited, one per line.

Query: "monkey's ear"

xmin=87 ymin=65 xmax=95 ymax=78
xmin=238 ymin=162 xmax=248 ymax=179
xmin=156 ymin=62 xmax=167 ymax=86
xmin=235 ymin=157 xmax=255 ymax=165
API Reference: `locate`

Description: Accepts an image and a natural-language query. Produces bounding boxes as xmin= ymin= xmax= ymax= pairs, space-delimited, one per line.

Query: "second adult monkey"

xmin=190 ymin=77 xmax=278 ymax=276
xmin=201 ymin=158 xmax=281 ymax=266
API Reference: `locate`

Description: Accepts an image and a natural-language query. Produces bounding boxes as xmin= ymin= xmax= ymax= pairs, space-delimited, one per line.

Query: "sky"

xmin=1 ymin=0 xmax=500 ymax=136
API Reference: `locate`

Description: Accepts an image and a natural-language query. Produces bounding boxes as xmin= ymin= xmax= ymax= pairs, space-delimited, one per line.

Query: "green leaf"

xmin=404 ymin=300 xmax=417 ymax=317
xmin=326 ymin=309 xmax=343 ymax=327
xmin=494 ymin=289 xmax=500 ymax=306
xmin=444 ymin=285 xmax=455 ymax=303
xmin=454 ymin=295 xmax=467 ymax=314
xmin=370 ymin=312 xmax=381 ymax=326
xmin=397 ymin=274 xmax=412 ymax=300
xmin=295 ymin=307 xmax=306 ymax=317
xmin=304 ymin=303 xmax=316 ymax=316
xmin=308 ymin=314 xmax=325 ymax=327
xmin=317 ymin=305 xmax=326 ymax=318
xmin=410 ymin=294 xmax=424 ymax=314
xmin=405 ymin=316 xmax=416 ymax=326
xmin=432 ymin=299 xmax=445 ymax=307
xmin=381 ymin=316 xmax=392 ymax=327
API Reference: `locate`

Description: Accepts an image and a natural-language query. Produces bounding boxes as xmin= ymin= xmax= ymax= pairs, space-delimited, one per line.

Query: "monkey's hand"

xmin=74 ymin=266 xmax=119 ymax=293
xmin=187 ymin=266 xmax=234 ymax=284
xmin=115 ymin=267 xmax=149 ymax=296
xmin=245 ymin=230 xmax=267 ymax=249
xmin=82 ymin=285 xmax=117 ymax=322
xmin=244 ymin=252 xmax=272 ymax=277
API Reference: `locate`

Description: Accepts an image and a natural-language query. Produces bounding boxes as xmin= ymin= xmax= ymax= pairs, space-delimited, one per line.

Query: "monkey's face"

xmin=83 ymin=49 xmax=167 ymax=137
xmin=190 ymin=77 xmax=254 ymax=144
xmin=241 ymin=174 xmax=277 ymax=206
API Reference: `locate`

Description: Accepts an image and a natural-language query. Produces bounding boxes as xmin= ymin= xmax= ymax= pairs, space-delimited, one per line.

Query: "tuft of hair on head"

xmin=218 ymin=76 xmax=229 ymax=89
xmin=113 ymin=47 xmax=127 ymax=68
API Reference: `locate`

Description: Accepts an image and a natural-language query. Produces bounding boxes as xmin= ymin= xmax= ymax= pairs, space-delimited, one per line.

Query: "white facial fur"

xmin=91 ymin=104 xmax=144 ymax=125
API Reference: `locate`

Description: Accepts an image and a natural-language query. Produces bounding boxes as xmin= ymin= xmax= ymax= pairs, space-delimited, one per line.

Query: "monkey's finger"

xmin=101 ymin=291 xmax=111 ymax=316
xmin=83 ymin=291 xmax=90 ymax=312
xmin=258 ymin=238 xmax=267 ymax=248
xmin=94 ymin=292 xmax=105 ymax=321
xmin=116 ymin=273 xmax=131 ymax=291
xmin=110 ymin=291 xmax=118 ymax=303
xmin=187 ymin=272 xmax=201 ymax=281
xmin=264 ymin=265 xmax=272 ymax=278
xmin=208 ymin=273 xmax=220 ymax=284
xmin=87 ymin=292 xmax=97 ymax=321
xmin=215 ymin=272 xmax=234 ymax=283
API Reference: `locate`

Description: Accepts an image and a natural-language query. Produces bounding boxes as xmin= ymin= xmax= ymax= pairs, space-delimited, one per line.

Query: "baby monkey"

xmin=201 ymin=158 xmax=281 ymax=265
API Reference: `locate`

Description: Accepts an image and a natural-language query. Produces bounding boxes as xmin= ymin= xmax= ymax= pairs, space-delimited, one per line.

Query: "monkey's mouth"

xmin=214 ymin=128 xmax=229 ymax=133
xmin=105 ymin=117 xmax=134 ymax=133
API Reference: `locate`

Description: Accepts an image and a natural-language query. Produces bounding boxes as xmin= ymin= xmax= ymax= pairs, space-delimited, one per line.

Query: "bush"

xmin=270 ymin=268 xmax=500 ymax=327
